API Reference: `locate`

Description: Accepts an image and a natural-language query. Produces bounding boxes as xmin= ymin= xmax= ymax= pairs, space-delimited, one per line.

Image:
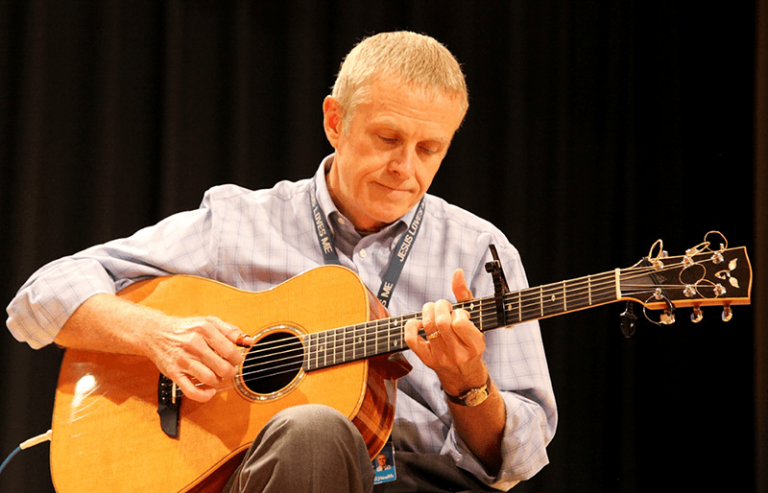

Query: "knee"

xmin=269 ymin=404 xmax=359 ymax=443
xmin=231 ymin=405 xmax=373 ymax=492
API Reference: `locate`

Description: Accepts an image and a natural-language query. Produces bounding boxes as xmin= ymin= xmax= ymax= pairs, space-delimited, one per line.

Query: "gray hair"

xmin=331 ymin=31 xmax=469 ymax=129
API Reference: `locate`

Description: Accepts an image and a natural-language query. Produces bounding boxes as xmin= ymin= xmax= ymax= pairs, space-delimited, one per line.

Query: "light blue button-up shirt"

xmin=7 ymin=154 xmax=557 ymax=489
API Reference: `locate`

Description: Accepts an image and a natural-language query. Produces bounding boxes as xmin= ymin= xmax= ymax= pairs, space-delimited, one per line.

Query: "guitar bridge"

xmin=157 ymin=374 xmax=181 ymax=438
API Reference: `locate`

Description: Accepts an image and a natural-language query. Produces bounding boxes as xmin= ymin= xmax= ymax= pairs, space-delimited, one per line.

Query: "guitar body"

xmin=50 ymin=266 xmax=407 ymax=493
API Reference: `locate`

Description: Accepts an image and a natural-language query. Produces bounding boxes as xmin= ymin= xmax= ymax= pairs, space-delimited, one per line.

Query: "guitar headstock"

xmin=620 ymin=231 xmax=752 ymax=325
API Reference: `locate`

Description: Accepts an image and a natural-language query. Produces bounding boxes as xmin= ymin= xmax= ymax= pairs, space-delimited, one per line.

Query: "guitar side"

xmin=50 ymin=266 xmax=400 ymax=493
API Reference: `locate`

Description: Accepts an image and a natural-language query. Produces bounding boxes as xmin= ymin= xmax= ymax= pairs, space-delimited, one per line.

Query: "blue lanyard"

xmin=308 ymin=179 xmax=426 ymax=308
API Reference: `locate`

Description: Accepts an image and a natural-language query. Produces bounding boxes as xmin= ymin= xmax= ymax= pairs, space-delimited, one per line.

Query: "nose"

xmin=387 ymin=145 xmax=416 ymax=177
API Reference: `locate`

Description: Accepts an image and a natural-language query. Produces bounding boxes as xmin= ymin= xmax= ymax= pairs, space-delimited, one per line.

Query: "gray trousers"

xmin=221 ymin=404 xmax=499 ymax=493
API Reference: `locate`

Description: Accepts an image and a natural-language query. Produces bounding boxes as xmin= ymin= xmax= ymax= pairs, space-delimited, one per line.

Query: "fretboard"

xmin=304 ymin=268 xmax=631 ymax=371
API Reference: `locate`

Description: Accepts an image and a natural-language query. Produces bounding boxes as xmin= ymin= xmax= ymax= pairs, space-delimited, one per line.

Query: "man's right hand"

xmin=55 ymin=293 xmax=254 ymax=402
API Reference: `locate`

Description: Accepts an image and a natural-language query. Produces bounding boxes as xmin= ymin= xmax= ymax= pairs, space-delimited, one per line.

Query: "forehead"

xmin=354 ymin=75 xmax=465 ymax=136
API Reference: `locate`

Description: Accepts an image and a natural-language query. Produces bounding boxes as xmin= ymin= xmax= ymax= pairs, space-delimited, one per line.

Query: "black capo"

xmin=485 ymin=244 xmax=510 ymax=327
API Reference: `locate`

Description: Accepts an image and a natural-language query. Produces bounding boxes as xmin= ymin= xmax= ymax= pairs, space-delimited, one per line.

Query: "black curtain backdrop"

xmin=1 ymin=2 xmax=765 ymax=492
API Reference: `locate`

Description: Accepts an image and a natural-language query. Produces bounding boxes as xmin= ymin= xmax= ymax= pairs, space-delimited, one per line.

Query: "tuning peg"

xmin=722 ymin=306 xmax=733 ymax=322
xmin=620 ymin=302 xmax=637 ymax=338
xmin=691 ymin=307 xmax=704 ymax=323
xmin=659 ymin=310 xmax=676 ymax=325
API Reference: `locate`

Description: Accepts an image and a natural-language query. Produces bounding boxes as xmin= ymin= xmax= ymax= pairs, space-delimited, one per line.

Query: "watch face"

xmin=463 ymin=388 xmax=489 ymax=407
xmin=446 ymin=377 xmax=492 ymax=406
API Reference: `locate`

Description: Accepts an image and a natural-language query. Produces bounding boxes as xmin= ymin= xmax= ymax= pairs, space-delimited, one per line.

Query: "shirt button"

xmin=359 ymin=249 xmax=367 ymax=258
xmin=338 ymin=217 xmax=346 ymax=226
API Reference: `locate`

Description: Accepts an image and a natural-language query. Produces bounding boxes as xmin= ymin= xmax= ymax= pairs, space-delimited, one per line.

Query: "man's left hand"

xmin=404 ymin=269 xmax=489 ymax=396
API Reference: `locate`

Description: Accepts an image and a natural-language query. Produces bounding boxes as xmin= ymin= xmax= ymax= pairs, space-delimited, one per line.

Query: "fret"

xmin=500 ymin=293 xmax=520 ymax=328
xmin=332 ymin=326 xmax=340 ymax=365
xmin=540 ymin=283 xmax=566 ymax=318
xmin=565 ymin=277 xmax=591 ymax=312
xmin=304 ymin=333 xmax=314 ymax=371
xmin=380 ymin=321 xmax=388 ymax=354
xmin=354 ymin=323 xmax=365 ymax=360
xmin=500 ymin=294 xmax=518 ymax=326
xmin=364 ymin=323 xmax=373 ymax=356
xmin=344 ymin=325 xmax=354 ymax=362
xmin=319 ymin=330 xmax=327 ymax=368
xmin=474 ymin=301 xmax=482 ymax=331
xmin=391 ymin=317 xmax=405 ymax=351
xmin=313 ymin=332 xmax=321 ymax=370
xmin=380 ymin=319 xmax=388 ymax=353
xmin=588 ymin=274 xmax=592 ymax=306
xmin=562 ymin=281 xmax=568 ymax=312
xmin=467 ymin=301 xmax=481 ymax=331
xmin=376 ymin=320 xmax=386 ymax=355
xmin=476 ymin=300 xmax=488 ymax=329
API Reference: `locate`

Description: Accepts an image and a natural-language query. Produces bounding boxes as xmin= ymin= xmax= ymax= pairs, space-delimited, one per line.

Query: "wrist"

xmin=444 ymin=374 xmax=492 ymax=407
xmin=438 ymin=361 xmax=489 ymax=397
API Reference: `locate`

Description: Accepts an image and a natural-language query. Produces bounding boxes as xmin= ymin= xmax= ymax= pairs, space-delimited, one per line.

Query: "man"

xmin=6 ymin=31 xmax=556 ymax=492
xmin=376 ymin=454 xmax=392 ymax=472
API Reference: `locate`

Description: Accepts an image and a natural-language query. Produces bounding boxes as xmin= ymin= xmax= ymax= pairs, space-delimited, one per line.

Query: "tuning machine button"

xmin=722 ymin=306 xmax=733 ymax=322
xmin=690 ymin=307 xmax=703 ymax=323
xmin=659 ymin=310 xmax=676 ymax=325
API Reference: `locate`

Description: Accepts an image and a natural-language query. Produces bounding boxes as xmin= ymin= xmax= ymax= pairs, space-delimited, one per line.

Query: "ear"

xmin=322 ymin=96 xmax=344 ymax=148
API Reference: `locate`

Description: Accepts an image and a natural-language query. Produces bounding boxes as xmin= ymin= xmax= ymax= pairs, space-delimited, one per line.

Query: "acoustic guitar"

xmin=50 ymin=234 xmax=751 ymax=492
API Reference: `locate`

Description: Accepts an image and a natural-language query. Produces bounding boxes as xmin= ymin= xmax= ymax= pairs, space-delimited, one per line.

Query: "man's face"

xmin=324 ymin=75 xmax=464 ymax=232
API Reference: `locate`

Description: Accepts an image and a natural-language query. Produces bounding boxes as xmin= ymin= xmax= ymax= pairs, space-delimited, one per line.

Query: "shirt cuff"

xmin=6 ymin=259 xmax=117 ymax=348
xmin=442 ymin=390 xmax=551 ymax=490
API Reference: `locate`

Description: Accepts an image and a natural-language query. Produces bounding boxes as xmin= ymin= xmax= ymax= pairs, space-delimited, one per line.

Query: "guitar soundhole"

xmin=240 ymin=331 xmax=304 ymax=397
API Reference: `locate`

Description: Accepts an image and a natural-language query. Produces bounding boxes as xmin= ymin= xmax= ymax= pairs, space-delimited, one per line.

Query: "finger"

xmin=215 ymin=319 xmax=255 ymax=347
xmin=421 ymin=302 xmax=436 ymax=331
xmin=205 ymin=318 xmax=252 ymax=367
xmin=451 ymin=309 xmax=485 ymax=353
xmin=185 ymin=358 xmax=221 ymax=388
xmin=178 ymin=321 xmax=240 ymax=380
xmin=235 ymin=332 xmax=255 ymax=347
xmin=434 ymin=300 xmax=455 ymax=331
xmin=203 ymin=318 xmax=250 ymax=366
xmin=451 ymin=269 xmax=473 ymax=302
xmin=404 ymin=318 xmax=432 ymax=356
xmin=175 ymin=373 xmax=216 ymax=403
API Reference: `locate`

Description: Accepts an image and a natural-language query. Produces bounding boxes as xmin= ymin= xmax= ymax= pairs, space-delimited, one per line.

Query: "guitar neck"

xmin=304 ymin=269 xmax=624 ymax=371
xmin=304 ymin=244 xmax=752 ymax=371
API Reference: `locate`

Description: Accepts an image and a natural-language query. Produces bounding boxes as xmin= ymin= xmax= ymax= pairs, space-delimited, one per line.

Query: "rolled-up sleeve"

xmin=6 ymin=205 xmax=215 ymax=349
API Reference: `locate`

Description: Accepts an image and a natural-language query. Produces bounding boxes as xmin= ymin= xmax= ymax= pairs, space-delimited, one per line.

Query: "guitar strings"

xmin=234 ymin=260 xmax=707 ymax=376
xmin=181 ymin=255 xmax=724 ymax=394
xmin=235 ymin=260 xmax=679 ymax=361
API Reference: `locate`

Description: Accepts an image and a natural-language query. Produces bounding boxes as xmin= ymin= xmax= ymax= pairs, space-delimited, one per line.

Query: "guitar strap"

xmin=308 ymin=178 xmax=426 ymax=309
